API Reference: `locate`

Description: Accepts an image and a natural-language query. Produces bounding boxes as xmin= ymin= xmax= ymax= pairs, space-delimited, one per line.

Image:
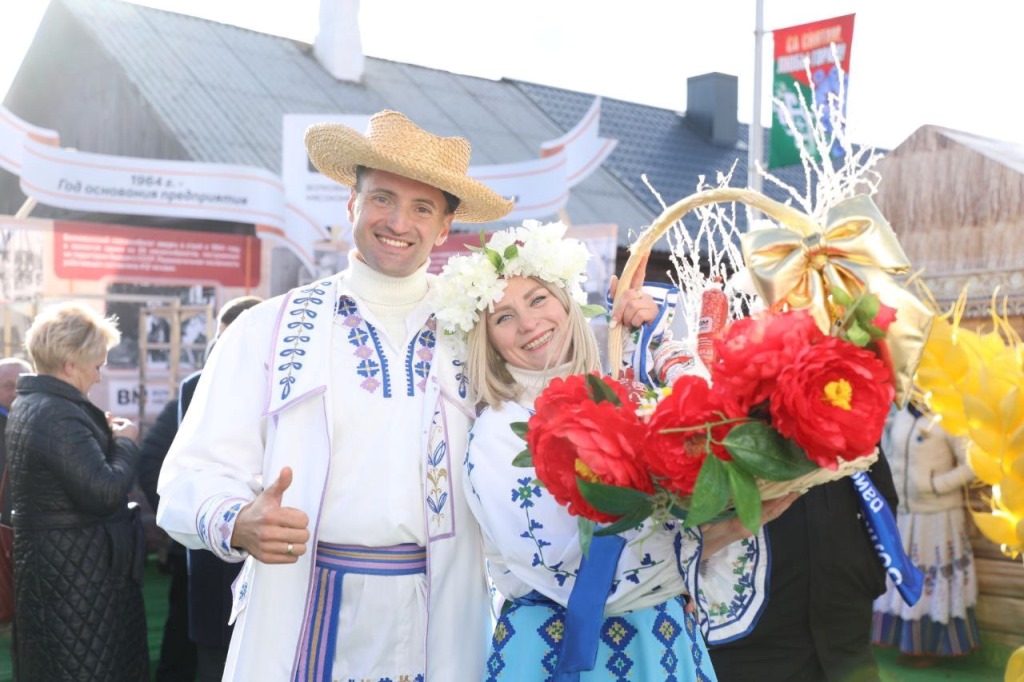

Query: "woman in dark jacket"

xmin=6 ymin=302 xmax=148 ymax=681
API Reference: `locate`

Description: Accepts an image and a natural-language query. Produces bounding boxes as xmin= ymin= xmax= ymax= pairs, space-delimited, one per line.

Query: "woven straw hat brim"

xmin=305 ymin=122 xmax=514 ymax=224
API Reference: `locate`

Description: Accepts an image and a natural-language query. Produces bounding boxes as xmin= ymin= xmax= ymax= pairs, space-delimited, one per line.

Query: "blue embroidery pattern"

xmin=702 ymin=535 xmax=759 ymax=623
xmin=276 ymin=282 xmax=329 ymax=400
xmin=425 ymin=408 xmax=450 ymax=531
xmin=215 ymin=501 xmax=243 ymax=554
xmin=405 ymin=318 xmax=436 ymax=396
xmin=538 ymin=611 xmax=565 ymax=676
xmin=485 ymin=614 xmax=515 ymax=679
xmin=601 ymin=616 xmax=638 ymax=679
xmin=337 ymin=295 xmax=391 ymax=396
xmin=452 ymin=358 xmax=469 ymax=399
xmin=685 ymin=606 xmax=713 ymax=682
xmin=653 ymin=598 xmax=682 ymax=679
xmin=513 ymin=476 xmax=573 ymax=587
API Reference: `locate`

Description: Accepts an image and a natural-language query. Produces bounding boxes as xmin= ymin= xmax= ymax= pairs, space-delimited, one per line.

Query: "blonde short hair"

xmin=25 ymin=302 xmax=121 ymax=374
xmin=466 ymin=280 xmax=601 ymax=409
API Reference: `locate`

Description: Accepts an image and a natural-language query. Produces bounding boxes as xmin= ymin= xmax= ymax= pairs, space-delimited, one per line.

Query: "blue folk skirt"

xmin=484 ymin=594 xmax=717 ymax=681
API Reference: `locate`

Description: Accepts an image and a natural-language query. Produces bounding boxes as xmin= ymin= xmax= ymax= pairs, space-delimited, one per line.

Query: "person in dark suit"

xmin=138 ymin=295 xmax=262 ymax=682
xmin=708 ymin=452 xmax=901 ymax=682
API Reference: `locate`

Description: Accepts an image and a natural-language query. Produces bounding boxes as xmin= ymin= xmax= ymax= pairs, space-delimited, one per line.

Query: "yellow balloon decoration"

xmin=914 ymin=290 xmax=1024 ymax=560
xmin=1007 ymin=645 xmax=1024 ymax=682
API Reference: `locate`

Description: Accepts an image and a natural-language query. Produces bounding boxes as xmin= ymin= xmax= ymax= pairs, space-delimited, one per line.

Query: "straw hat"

xmin=304 ymin=110 xmax=514 ymax=223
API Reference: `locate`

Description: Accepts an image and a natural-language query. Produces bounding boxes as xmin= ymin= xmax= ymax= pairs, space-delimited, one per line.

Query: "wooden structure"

xmin=876 ymin=125 xmax=1024 ymax=657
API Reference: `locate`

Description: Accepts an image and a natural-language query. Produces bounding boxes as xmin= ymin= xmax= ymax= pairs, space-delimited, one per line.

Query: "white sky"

xmin=1 ymin=0 xmax=1022 ymax=150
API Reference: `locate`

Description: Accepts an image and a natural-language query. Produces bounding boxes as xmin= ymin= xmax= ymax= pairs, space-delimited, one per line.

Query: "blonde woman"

xmin=6 ymin=302 xmax=148 ymax=681
xmin=435 ymin=221 xmax=794 ymax=681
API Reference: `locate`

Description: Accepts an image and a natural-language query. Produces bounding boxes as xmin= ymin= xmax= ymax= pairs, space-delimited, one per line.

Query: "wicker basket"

xmin=755 ymin=449 xmax=878 ymax=499
xmin=608 ymin=188 xmax=880 ymax=500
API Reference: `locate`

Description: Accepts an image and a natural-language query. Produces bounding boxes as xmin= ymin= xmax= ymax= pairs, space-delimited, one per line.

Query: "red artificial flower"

xmin=643 ymin=375 xmax=745 ymax=496
xmin=769 ymin=336 xmax=895 ymax=469
xmin=711 ymin=309 xmax=825 ymax=413
xmin=527 ymin=374 xmax=652 ymax=522
xmin=872 ymin=302 xmax=898 ymax=331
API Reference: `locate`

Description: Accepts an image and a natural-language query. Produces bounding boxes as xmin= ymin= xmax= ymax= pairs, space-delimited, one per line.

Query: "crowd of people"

xmin=0 ymin=110 xmax=983 ymax=681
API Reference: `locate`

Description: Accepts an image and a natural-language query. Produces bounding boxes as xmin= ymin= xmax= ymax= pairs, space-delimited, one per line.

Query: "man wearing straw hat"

xmin=157 ymin=110 xmax=514 ymax=681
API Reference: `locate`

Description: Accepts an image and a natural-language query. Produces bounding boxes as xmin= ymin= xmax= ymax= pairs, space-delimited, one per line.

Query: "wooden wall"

xmin=968 ymin=491 xmax=1024 ymax=663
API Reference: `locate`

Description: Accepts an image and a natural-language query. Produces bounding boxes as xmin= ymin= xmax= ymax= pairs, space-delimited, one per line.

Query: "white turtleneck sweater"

xmin=505 ymin=361 xmax=574 ymax=409
xmin=343 ymin=252 xmax=430 ymax=344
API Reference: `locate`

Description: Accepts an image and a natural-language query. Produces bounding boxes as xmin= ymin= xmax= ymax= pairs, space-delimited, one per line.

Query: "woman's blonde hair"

xmin=466 ymin=279 xmax=601 ymax=409
xmin=25 ymin=302 xmax=121 ymax=374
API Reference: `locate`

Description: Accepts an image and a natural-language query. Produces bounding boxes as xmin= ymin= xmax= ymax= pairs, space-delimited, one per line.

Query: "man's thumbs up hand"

xmin=230 ymin=466 xmax=311 ymax=564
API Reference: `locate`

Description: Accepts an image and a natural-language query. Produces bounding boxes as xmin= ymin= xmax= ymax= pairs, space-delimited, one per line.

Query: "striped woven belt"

xmin=295 ymin=542 xmax=426 ymax=682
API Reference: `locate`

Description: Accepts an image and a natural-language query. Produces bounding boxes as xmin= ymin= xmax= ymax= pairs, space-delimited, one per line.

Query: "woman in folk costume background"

xmin=871 ymin=402 xmax=981 ymax=663
xmin=433 ymin=221 xmax=795 ymax=681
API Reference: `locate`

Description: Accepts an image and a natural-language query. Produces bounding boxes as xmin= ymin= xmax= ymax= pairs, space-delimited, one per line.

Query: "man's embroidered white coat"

xmin=156 ymin=274 xmax=489 ymax=681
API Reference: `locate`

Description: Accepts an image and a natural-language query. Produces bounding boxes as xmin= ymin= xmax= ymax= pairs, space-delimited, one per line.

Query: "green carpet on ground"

xmin=0 ymin=554 xmax=1012 ymax=681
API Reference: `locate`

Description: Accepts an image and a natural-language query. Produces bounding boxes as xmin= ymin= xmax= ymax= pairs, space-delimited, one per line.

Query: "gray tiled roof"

xmin=512 ymin=81 xmax=810 ymax=235
xmin=6 ymin=0 xmax=842 ymax=250
xmin=32 ymin=0 xmax=653 ymax=243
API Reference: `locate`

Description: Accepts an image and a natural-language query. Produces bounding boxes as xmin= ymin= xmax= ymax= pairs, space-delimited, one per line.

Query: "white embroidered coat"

xmin=156 ymin=274 xmax=489 ymax=680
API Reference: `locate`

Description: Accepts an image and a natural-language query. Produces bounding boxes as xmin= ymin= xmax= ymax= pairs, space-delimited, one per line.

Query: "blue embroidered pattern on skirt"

xmin=485 ymin=595 xmax=716 ymax=681
xmin=277 ymin=281 xmax=329 ymax=400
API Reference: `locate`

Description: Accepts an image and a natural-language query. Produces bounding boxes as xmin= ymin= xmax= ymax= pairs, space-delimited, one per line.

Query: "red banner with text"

xmin=769 ymin=14 xmax=855 ymax=168
xmin=53 ymin=221 xmax=260 ymax=288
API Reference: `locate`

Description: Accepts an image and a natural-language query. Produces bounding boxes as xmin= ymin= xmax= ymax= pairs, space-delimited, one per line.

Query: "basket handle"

xmin=607 ymin=188 xmax=816 ymax=376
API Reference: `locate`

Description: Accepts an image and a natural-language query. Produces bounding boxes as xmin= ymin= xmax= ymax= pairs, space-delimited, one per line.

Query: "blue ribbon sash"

xmin=553 ymin=533 xmax=627 ymax=681
xmin=850 ymin=471 xmax=924 ymax=606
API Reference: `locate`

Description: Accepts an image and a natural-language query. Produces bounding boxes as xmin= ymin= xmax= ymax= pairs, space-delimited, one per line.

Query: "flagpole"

xmin=748 ymin=0 xmax=765 ymax=218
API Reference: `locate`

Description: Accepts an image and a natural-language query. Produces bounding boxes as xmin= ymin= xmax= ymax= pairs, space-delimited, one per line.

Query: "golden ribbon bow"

xmin=740 ymin=194 xmax=934 ymax=406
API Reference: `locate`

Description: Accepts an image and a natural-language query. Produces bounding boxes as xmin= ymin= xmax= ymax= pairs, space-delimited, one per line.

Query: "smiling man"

xmin=156 ymin=110 xmax=513 ymax=681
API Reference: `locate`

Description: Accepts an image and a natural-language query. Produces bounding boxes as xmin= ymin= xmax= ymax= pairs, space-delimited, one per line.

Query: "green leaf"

xmin=577 ymin=477 xmax=651 ymax=516
xmin=478 ymin=229 xmax=488 ymax=247
xmin=578 ymin=517 xmax=594 ymax=557
xmin=502 ymin=244 xmax=519 ymax=260
xmin=511 ymin=449 xmax=533 ymax=468
xmin=830 ymin=287 xmax=854 ymax=307
xmin=510 ymin=421 xmax=529 ymax=439
xmin=580 ymin=303 xmax=607 ymax=319
xmin=864 ymin=322 xmax=886 ymax=340
xmin=585 ymin=373 xmax=621 ymax=406
xmin=854 ymin=292 xmax=880 ymax=324
xmin=484 ymin=248 xmax=503 ymax=273
xmin=594 ymin=505 xmax=652 ymax=536
xmin=725 ymin=462 xmax=762 ymax=534
xmin=683 ymin=454 xmax=730 ymax=528
xmin=723 ymin=421 xmax=819 ymax=481
xmin=845 ymin=321 xmax=871 ymax=347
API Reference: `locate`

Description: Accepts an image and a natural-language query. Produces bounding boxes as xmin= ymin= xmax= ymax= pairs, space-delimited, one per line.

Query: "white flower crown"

xmin=432 ymin=220 xmax=595 ymax=343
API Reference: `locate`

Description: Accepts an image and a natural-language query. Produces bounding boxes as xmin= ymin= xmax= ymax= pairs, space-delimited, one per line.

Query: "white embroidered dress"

xmin=157 ymin=259 xmax=489 ymax=681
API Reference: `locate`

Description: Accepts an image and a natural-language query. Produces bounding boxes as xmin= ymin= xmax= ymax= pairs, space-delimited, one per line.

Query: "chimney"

xmin=313 ymin=0 xmax=365 ymax=82
xmin=684 ymin=73 xmax=738 ymax=147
